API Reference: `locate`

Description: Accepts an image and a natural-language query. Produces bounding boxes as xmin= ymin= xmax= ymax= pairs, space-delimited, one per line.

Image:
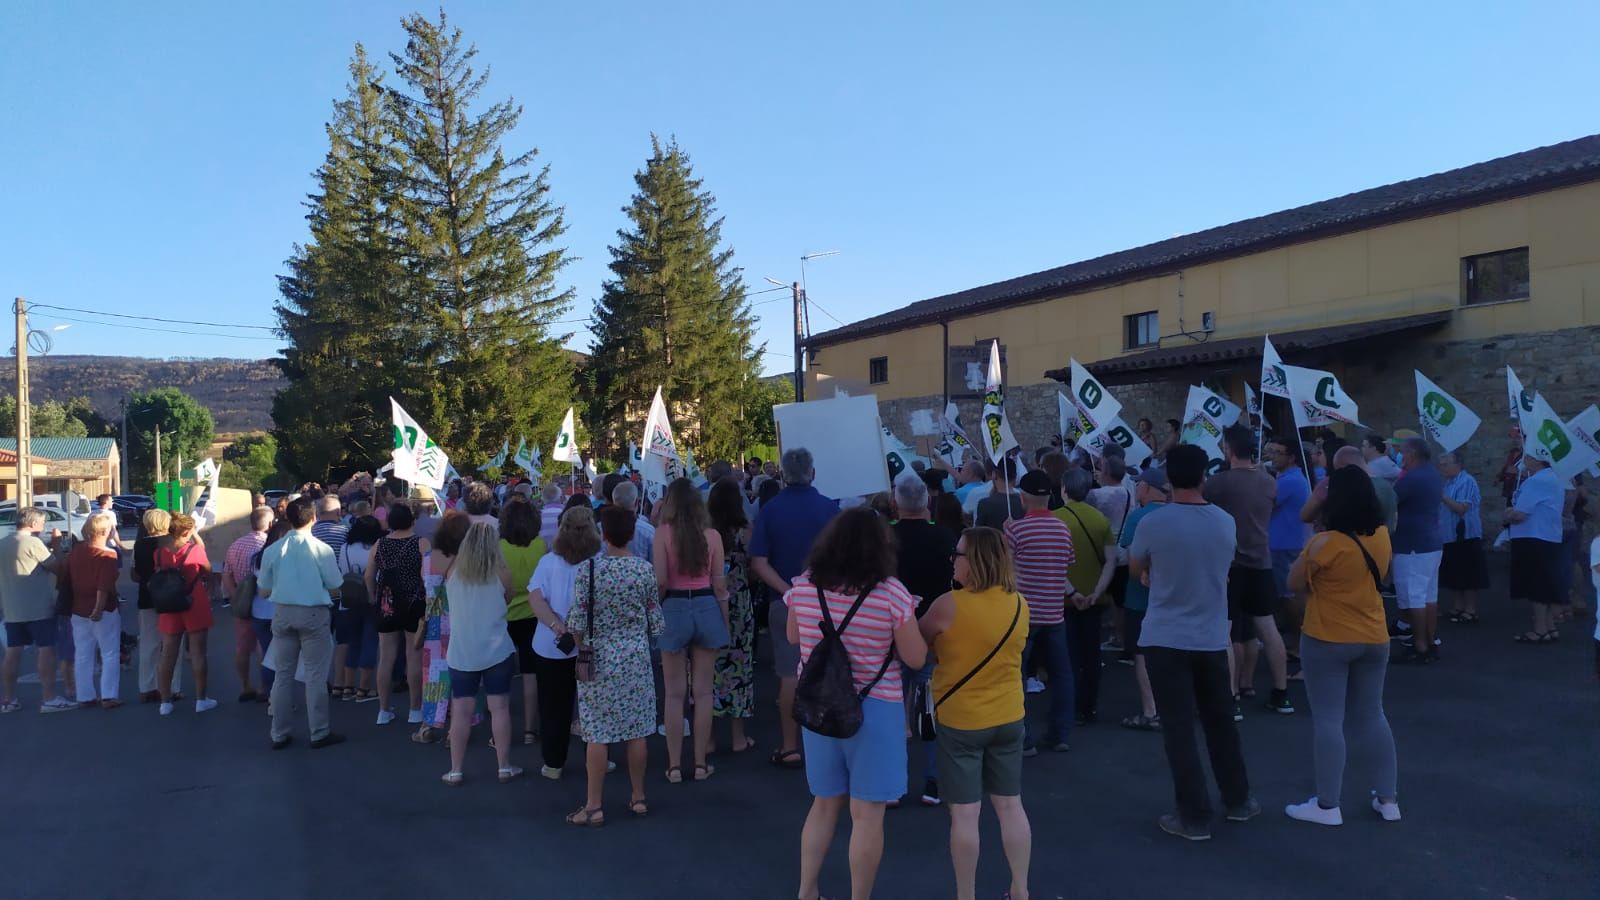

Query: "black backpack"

xmin=149 ymin=543 xmax=199 ymax=614
xmin=792 ymin=585 xmax=894 ymax=739
xmin=339 ymin=545 xmax=370 ymax=611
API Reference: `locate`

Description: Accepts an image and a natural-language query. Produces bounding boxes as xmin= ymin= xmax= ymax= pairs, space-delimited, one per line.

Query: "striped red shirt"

xmin=1004 ymin=510 xmax=1075 ymax=626
xmin=785 ymin=573 xmax=915 ymax=702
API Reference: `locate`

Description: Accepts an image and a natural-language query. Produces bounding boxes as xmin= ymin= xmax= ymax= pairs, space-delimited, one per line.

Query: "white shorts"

xmin=1393 ymin=551 xmax=1443 ymax=610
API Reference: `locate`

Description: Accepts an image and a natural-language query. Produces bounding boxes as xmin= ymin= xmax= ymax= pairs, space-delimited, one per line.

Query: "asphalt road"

xmin=3 ymin=569 xmax=1596 ymax=899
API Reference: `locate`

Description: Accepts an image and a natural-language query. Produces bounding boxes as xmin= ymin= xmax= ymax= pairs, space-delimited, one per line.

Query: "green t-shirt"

xmin=1052 ymin=501 xmax=1113 ymax=597
xmin=501 ymin=538 xmax=547 ymax=621
xmin=1116 ymin=502 xmax=1166 ymax=613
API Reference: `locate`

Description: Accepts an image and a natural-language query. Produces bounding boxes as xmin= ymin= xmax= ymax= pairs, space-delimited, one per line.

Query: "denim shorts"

xmin=658 ymin=593 xmax=729 ymax=652
xmin=449 ymin=654 xmax=516 ymax=699
xmin=801 ymin=697 xmax=907 ymax=802
xmin=3 ymin=617 xmax=57 ymax=648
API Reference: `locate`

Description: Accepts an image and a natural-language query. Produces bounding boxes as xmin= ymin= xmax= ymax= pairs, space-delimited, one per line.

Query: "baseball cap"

xmin=1018 ymin=470 xmax=1054 ymax=497
xmin=1135 ymin=467 xmax=1170 ymax=492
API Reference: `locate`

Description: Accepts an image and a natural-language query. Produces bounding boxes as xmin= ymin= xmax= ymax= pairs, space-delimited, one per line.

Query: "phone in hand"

xmin=555 ymin=633 xmax=576 ymax=654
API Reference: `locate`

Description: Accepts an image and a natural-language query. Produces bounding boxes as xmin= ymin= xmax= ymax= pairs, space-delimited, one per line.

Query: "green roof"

xmin=0 ymin=437 xmax=117 ymax=460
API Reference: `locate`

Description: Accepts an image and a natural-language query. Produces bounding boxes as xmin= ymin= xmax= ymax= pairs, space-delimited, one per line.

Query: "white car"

xmin=0 ymin=504 xmax=89 ymax=539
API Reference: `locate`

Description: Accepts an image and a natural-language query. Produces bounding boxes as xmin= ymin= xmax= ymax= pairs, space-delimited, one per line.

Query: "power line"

xmin=805 ymin=297 xmax=846 ymax=328
xmin=29 ymin=302 xmax=277 ymax=331
xmin=36 ymin=312 xmax=282 ymax=341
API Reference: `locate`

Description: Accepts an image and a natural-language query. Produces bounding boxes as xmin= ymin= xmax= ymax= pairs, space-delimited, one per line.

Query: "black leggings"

xmin=533 ymin=654 xmax=577 ymax=770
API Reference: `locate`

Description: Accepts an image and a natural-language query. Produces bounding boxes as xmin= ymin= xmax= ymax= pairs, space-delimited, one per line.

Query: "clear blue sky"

xmin=4 ymin=1 xmax=1597 ymax=374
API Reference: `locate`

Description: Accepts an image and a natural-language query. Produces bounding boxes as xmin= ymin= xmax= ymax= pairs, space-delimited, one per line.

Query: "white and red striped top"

xmin=785 ymin=573 xmax=916 ymax=703
xmin=1004 ymin=510 xmax=1076 ymax=626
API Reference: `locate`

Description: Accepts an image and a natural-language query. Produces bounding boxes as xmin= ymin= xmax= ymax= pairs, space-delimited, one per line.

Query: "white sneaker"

xmin=159 ymin=702 xmax=175 ymax=717
xmin=540 ymin=765 xmax=562 ymax=780
xmin=195 ymin=698 xmax=218 ymax=714
xmin=605 ymin=760 xmax=617 ymax=774
xmin=40 ymin=696 xmax=78 ymax=713
xmin=1370 ymin=793 xmax=1402 ymax=822
xmin=655 ymin=718 xmax=692 ymax=737
xmin=376 ymin=709 xmax=395 ymax=725
xmin=1025 ymin=678 xmax=1046 ymax=694
xmin=407 ymin=709 xmax=423 ymax=725
xmin=1284 ymin=798 xmax=1343 ymax=826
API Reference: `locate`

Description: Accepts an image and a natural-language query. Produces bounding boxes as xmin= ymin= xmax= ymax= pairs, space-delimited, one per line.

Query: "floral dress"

xmin=419 ymin=555 xmax=451 ymax=730
xmin=567 ymin=555 xmax=663 ymax=744
xmin=713 ymin=531 xmax=754 ymax=719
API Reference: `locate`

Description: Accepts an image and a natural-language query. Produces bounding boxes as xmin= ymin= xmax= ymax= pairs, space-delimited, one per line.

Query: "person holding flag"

xmin=1505 ymin=453 xmax=1565 ymax=643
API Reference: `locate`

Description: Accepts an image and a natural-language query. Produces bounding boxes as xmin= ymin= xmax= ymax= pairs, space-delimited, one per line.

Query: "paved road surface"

xmin=4 ymin=572 xmax=1595 ymax=899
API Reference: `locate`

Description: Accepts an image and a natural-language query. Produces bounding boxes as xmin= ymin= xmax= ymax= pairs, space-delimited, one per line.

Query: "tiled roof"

xmin=0 ymin=437 xmax=117 ymax=460
xmin=807 ymin=134 xmax=1600 ymax=347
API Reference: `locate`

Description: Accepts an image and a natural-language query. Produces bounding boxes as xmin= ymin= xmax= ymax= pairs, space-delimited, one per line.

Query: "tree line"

xmin=273 ymin=10 xmax=775 ymax=484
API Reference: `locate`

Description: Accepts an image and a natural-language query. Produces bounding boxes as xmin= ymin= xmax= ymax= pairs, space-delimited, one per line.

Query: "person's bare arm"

xmin=1441 ymin=494 xmax=1470 ymax=514
xmin=1301 ymin=485 xmax=1325 ymax=524
xmin=708 ymin=530 xmax=728 ymax=604
xmin=1087 ymin=541 xmax=1116 ymax=605
xmin=652 ymin=527 xmax=670 ymax=595
xmin=894 ymin=617 xmax=928 ymax=670
xmin=416 ymin=538 xmax=431 ymax=587
xmin=364 ymin=544 xmax=379 ymax=600
xmin=529 ymin=588 xmax=565 ymax=638
xmin=750 ymin=555 xmax=789 ymax=596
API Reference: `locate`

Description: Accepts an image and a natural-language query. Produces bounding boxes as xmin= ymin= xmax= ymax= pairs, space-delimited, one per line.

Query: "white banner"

xmin=1057 ymin=392 xmax=1076 ymax=442
xmin=1261 ymin=335 xmax=1290 ymax=399
xmin=389 ymin=398 xmax=449 ymax=491
xmin=1569 ymin=405 xmax=1600 ymax=478
xmin=1284 ymin=364 xmax=1362 ymax=428
xmin=1068 ymin=358 xmax=1123 ymax=432
xmin=643 ymin=386 xmax=679 ymax=460
xmin=1525 ymin=393 xmax=1600 ymax=482
xmin=1414 ymin=371 xmax=1482 ymax=455
xmin=980 ymin=340 xmax=1019 ymax=464
xmin=1082 ymin=416 xmax=1154 ymax=470
xmin=552 ymin=407 xmax=580 ymax=464
xmin=1244 ymin=383 xmax=1260 ymax=422
xmin=1506 ymin=365 xmax=1535 ymax=424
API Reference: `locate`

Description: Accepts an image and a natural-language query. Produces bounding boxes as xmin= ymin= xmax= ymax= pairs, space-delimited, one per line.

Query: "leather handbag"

xmin=574 ymin=559 xmax=597 ymax=682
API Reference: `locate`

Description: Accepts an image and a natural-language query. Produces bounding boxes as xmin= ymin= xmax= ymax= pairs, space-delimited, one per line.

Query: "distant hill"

xmin=3 ymin=356 xmax=285 ymax=433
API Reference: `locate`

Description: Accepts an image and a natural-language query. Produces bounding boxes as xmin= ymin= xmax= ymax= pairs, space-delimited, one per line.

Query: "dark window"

xmin=1461 ymin=248 xmax=1530 ymax=306
xmin=869 ymin=356 xmax=889 ymax=384
xmin=1124 ymin=311 xmax=1159 ymax=349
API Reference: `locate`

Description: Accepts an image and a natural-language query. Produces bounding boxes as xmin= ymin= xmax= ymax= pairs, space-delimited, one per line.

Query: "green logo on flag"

xmin=886 ymin=452 xmax=905 ymax=479
xmin=1202 ymin=397 xmax=1225 ymax=419
xmin=984 ymin=413 xmax=1004 ymax=449
xmin=1108 ymin=425 xmax=1134 ymax=448
xmin=1422 ymin=392 xmax=1456 ymax=426
xmin=557 ymin=434 xmax=569 ymax=448
xmin=1519 ymin=390 xmax=1535 ymax=413
xmin=1315 ymin=377 xmax=1341 ymax=408
xmin=1536 ymin=421 xmax=1571 ymax=461
xmin=1078 ymin=381 xmax=1102 ymax=409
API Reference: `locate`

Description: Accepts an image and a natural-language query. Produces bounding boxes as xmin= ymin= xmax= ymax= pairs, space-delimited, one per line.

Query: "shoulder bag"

xmin=934 ymin=593 xmax=1023 ymax=716
xmin=149 ymin=542 xmax=199 ymax=615
xmin=339 ymin=544 xmax=370 ymax=612
xmin=231 ymin=551 xmax=257 ymax=620
xmin=1338 ymin=531 xmax=1386 ymax=593
xmin=575 ymin=558 xmax=598 ymax=682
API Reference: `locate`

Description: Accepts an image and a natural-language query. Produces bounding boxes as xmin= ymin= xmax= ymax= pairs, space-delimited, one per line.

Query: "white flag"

xmin=582 ymin=457 xmax=599 ymax=485
xmin=643 ymin=386 xmax=679 ymax=460
xmin=1260 ymin=335 xmax=1290 ymax=399
xmin=1187 ymin=385 xmax=1241 ymax=432
xmin=389 ymin=397 xmax=449 ymax=491
xmin=1506 ymin=365 xmax=1536 ymax=428
xmin=1082 ymin=416 xmax=1153 ymax=470
xmin=1284 ymin=364 xmax=1362 ymax=428
xmin=1525 ymin=393 xmax=1600 ymax=482
xmin=1068 ymin=358 xmax=1123 ymax=433
xmin=484 ymin=439 xmax=509 ymax=470
xmin=881 ymin=424 xmax=913 ymax=453
xmin=1057 ymin=392 xmax=1078 ymax=442
xmin=1568 ymin=406 xmax=1600 ymax=478
xmin=512 ymin=436 xmax=537 ymax=478
xmin=980 ymin=340 xmax=1019 ymax=464
xmin=552 ymin=407 xmax=580 ymax=464
xmin=1244 ymin=383 xmax=1260 ymax=421
xmin=1180 ymin=385 xmax=1234 ymax=463
xmin=934 ymin=402 xmax=975 ymax=467
xmin=1414 ymin=371 xmax=1482 ymax=454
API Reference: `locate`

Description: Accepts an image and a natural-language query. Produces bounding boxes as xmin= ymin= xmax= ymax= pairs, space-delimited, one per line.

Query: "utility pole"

xmin=120 ymin=398 xmax=129 ymax=494
xmin=154 ymin=424 xmax=162 ymax=490
xmin=14 ymin=297 xmax=32 ymax=507
xmin=792 ymin=281 xmax=805 ymax=403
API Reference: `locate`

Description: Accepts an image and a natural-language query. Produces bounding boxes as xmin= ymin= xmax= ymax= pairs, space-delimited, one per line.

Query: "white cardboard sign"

xmin=773 ymin=394 xmax=891 ymax=500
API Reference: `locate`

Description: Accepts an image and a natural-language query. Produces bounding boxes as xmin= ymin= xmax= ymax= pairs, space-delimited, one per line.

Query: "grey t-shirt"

xmin=1202 ymin=466 xmax=1275 ymax=570
xmin=1130 ymin=501 xmax=1236 ymax=652
xmin=0 ymin=531 xmax=57 ymax=623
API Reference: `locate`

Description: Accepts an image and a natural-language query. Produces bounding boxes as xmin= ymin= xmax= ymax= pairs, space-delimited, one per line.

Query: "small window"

xmin=868 ymin=356 xmax=889 ymax=384
xmin=1461 ymin=248 xmax=1530 ymax=306
xmin=1124 ymin=311 xmax=1159 ymax=349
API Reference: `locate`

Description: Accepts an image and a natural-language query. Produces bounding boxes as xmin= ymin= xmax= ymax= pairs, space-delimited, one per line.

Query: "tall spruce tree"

xmin=386 ymin=10 xmax=574 ymax=462
xmin=274 ymin=44 xmax=411 ymax=481
xmin=587 ymin=136 xmax=760 ymax=461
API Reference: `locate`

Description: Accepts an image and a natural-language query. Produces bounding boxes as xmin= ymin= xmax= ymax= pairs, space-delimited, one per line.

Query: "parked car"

xmin=0 ymin=504 xmax=88 ymax=539
xmin=113 ymin=494 xmax=156 ymax=526
xmin=262 ymin=489 xmax=290 ymax=505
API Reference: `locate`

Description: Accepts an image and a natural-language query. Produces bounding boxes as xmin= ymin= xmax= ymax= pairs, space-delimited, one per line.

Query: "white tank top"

xmin=443 ymin=572 xmax=515 ymax=673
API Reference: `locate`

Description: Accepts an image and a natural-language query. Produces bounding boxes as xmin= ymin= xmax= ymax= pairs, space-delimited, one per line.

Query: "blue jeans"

xmin=902 ymin=661 xmax=938 ymax=785
xmin=1022 ymin=622 xmax=1074 ymax=746
xmin=251 ymin=617 xmax=275 ymax=692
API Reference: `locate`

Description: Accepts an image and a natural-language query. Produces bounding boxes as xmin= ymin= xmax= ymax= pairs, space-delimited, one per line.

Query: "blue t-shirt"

xmin=953 ymin=481 xmax=984 ymax=506
xmin=1392 ymin=464 xmax=1445 ymax=554
xmin=1509 ymin=468 xmax=1563 ymax=543
xmin=1117 ymin=503 xmax=1165 ymax=612
xmin=1270 ymin=469 xmax=1311 ymax=552
xmin=749 ymin=484 xmax=840 ymax=586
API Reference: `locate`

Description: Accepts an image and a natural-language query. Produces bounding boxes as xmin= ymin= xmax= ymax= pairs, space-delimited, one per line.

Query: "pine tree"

xmin=274 ymin=44 xmax=411 ymax=481
xmin=386 ymin=10 xmax=574 ymax=463
xmin=587 ymin=136 xmax=761 ymax=462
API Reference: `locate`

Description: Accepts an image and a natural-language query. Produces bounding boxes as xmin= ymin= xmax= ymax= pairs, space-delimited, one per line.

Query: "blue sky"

xmin=3 ymin=1 xmax=1597 ymax=374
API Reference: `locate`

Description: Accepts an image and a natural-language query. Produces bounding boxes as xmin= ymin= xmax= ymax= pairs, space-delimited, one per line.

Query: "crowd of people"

xmin=0 ymin=417 xmax=1595 ymax=900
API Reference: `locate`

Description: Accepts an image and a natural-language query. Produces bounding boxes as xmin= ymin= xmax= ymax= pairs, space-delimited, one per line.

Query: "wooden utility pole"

xmin=14 ymin=297 xmax=31 ymax=507
xmin=154 ymin=425 xmax=162 ymax=489
xmin=792 ymin=281 xmax=805 ymax=403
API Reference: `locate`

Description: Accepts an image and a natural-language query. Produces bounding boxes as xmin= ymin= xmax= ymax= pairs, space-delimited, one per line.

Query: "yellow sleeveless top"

xmin=931 ymin=587 xmax=1029 ymax=731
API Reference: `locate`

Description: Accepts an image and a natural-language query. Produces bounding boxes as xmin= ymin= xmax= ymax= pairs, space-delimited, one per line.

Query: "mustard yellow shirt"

xmin=931 ymin=587 xmax=1029 ymax=731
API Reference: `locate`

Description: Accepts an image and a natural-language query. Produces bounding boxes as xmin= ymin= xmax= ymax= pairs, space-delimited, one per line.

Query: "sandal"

xmin=354 ymin=689 xmax=377 ymax=703
xmin=497 ymin=766 xmax=524 ymax=783
xmin=665 ymin=766 xmax=683 ymax=784
xmin=522 ymin=730 xmax=538 ymax=745
xmin=629 ymin=797 xmax=649 ymax=817
xmin=731 ymin=736 xmax=756 ymax=753
xmin=99 ymin=699 xmax=123 ymax=710
xmin=441 ymin=771 xmax=465 ymax=786
xmin=1121 ymin=713 xmax=1161 ymax=732
xmin=411 ymin=726 xmax=439 ymax=744
xmin=565 ymin=806 xmax=605 ymax=827
xmin=768 ymin=748 xmax=804 ymax=769
xmin=1512 ymin=631 xmax=1558 ymax=643
xmin=693 ymin=764 xmax=716 ymax=782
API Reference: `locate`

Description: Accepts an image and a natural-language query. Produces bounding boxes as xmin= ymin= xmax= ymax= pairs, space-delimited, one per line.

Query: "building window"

xmin=868 ymin=356 xmax=889 ymax=384
xmin=1124 ymin=311 xmax=1159 ymax=349
xmin=1461 ymin=248 xmax=1530 ymax=306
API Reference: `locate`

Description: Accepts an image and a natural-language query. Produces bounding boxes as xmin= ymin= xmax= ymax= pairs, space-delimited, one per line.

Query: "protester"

xmin=1005 ymin=469 xmax=1078 ymax=753
xmin=1053 ymin=467 xmax=1115 ymax=725
xmin=131 ymin=509 xmax=181 ymax=703
xmin=918 ymin=526 xmax=1031 ymax=900
xmin=67 ymin=514 xmax=122 ymax=708
xmin=368 ymin=502 xmax=430 ymax=725
xmin=933 ymin=492 xmax=965 ymax=537
xmin=1265 ymin=438 xmax=1313 ymax=663
xmin=464 ymin=482 xmax=498 ymax=528
xmin=528 ymin=505 xmax=601 ymax=779
xmin=539 ymin=481 xmax=564 ymax=545
xmin=954 ymin=459 xmax=990 ymax=515
xmin=1507 ymin=455 xmax=1566 ymax=642
xmin=708 ymin=477 xmax=756 ymax=755
xmin=889 ymin=470 xmax=956 ymax=804
xmin=1390 ymin=438 xmax=1445 ymax=664
xmin=155 ymin=513 xmax=216 ymax=716
xmin=311 ymin=495 xmax=347 ymax=558
xmin=564 ymin=505 xmax=663 ymax=825
xmin=613 ymin=480 xmax=654 ymax=561
xmin=1437 ymin=452 xmax=1488 ymax=623
xmin=0 ymin=508 xmax=70 ymax=712
xmin=1363 ymin=436 xmax=1402 ymax=483
xmin=1205 ymin=425 xmax=1293 ymax=714
xmin=786 ymin=507 xmax=927 ymax=900
xmin=975 ymin=457 xmax=1024 ymax=529
xmin=415 ymin=511 xmax=470 ymax=744
xmin=222 ymin=507 xmax=272 ymax=702
xmin=498 ymin=499 xmax=546 ymax=745
xmin=1284 ymin=465 xmax=1400 ymax=825
xmin=1130 ymin=444 xmax=1258 ymax=841
xmin=750 ymin=447 xmax=839 ymax=769
xmin=259 ymin=496 xmax=345 ymax=749
xmin=335 ymin=515 xmax=383 ymax=702
xmin=1089 ymin=450 xmax=1137 ymax=658
xmin=438 ymin=522 xmax=520 ymax=784
xmin=1117 ymin=468 xmax=1169 ymax=731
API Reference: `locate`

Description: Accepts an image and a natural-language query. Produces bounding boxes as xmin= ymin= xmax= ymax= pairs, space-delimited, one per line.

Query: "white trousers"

xmin=138 ymin=608 xmax=183 ymax=695
xmin=72 ymin=611 xmax=122 ymax=703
